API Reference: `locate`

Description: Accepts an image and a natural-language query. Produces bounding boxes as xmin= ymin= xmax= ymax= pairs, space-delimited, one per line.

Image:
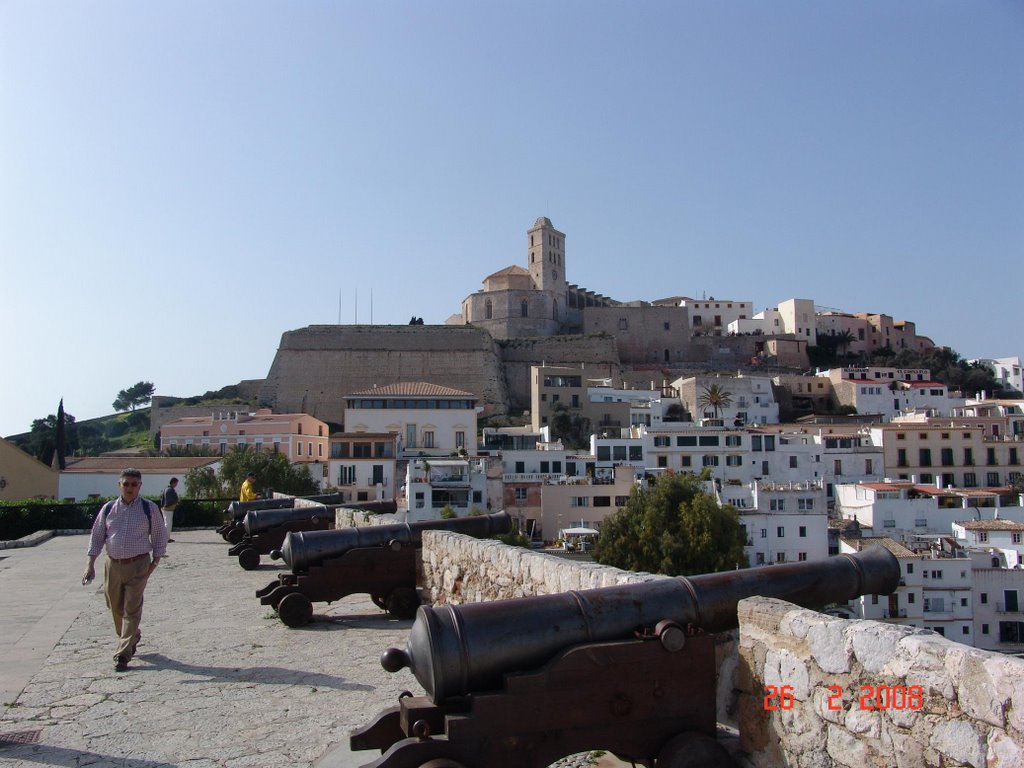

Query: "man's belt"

xmin=109 ymin=553 xmax=150 ymax=564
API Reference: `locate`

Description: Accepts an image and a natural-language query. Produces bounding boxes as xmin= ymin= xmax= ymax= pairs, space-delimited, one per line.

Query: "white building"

xmin=835 ymin=481 xmax=1024 ymax=544
xmin=737 ymin=481 xmax=829 ymax=566
xmin=675 ymin=374 xmax=780 ymax=426
xmin=969 ymin=356 xmax=1023 ymax=395
xmin=59 ymin=456 xmax=222 ymax=502
xmin=952 ymin=520 xmax=1024 ymax=569
xmin=344 ymin=382 xmax=478 ymax=457
xmin=970 ymin=561 xmax=1024 ymax=653
xmin=404 ymin=457 xmax=490 ymax=522
xmin=327 ymin=432 xmax=399 ymax=504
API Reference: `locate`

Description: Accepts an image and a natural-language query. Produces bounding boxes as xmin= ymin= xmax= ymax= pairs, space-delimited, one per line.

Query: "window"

xmin=521 ymin=299 xmax=529 ymax=317
xmin=1013 ymin=533 xmax=1022 ymax=544
xmin=798 ymin=498 xmax=814 ymax=511
xmin=799 ymin=526 xmax=807 ymax=537
xmin=775 ymin=552 xmax=786 ymax=563
xmin=987 ymin=447 xmax=998 ymax=466
xmin=680 ymin=456 xmax=692 ymax=467
xmin=702 ymin=455 xmax=719 ymax=467
xmin=423 ymin=431 xmax=435 ymax=448
xmin=777 ymin=526 xmax=785 ymax=537
xmin=987 ymin=472 xmax=1000 ymax=486
xmin=618 ymin=318 xmax=628 ymax=330
xmin=789 ymin=456 xmax=798 ymax=469
xmin=964 ymin=472 xmax=977 ymax=487
xmin=594 ymin=496 xmax=611 ymax=507
xmin=941 ymin=448 xmax=954 ymax=466
xmin=979 ymin=532 xmax=989 ymax=543
xmin=514 ymin=488 xmax=527 ymax=504
xmin=865 ymin=458 xmax=873 ymax=474
xmin=919 ymin=448 xmax=932 ymax=467
xmin=485 ymin=299 xmax=492 ymax=319
xmin=770 ymin=499 xmax=785 ymax=511
xmin=981 ymin=593 xmax=988 ymax=604
xmin=897 ymin=449 xmax=908 ymax=467
xmin=615 ymin=496 xmax=630 ymax=506
xmin=654 ymin=436 xmax=671 ymax=447
xmin=760 ymin=529 xmax=767 ymax=538
xmin=982 ymin=624 xmax=989 ymax=635
xmin=725 ymin=435 xmax=742 ymax=447
xmin=515 ymin=461 xmax=525 ymax=473
xmin=297 ymin=442 xmax=302 ymax=456
xmin=798 ymin=552 xmax=807 ymax=561
xmin=726 ymin=455 xmax=742 ymax=466
xmin=571 ymin=497 xmax=590 ymax=507
xmin=964 ymin=447 xmax=974 ymax=466
xmin=657 ymin=455 xmax=668 ymax=468
xmin=677 ymin=435 xmax=697 ymax=446
xmin=455 ymin=431 xmax=465 ymax=449
xmin=338 ymin=465 xmax=356 ymax=485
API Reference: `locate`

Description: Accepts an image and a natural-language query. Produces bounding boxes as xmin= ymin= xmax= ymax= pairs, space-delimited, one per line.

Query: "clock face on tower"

xmin=220 ymin=423 xmax=228 ymax=433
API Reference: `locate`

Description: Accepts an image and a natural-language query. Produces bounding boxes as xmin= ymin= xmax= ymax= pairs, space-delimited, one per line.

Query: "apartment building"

xmin=530 ymin=364 xmax=667 ymax=433
xmin=672 ymin=296 xmax=753 ymax=336
xmin=823 ymin=366 xmax=960 ymax=421
xmin=404 ymin=456 xmax=490 ymax=523
xmin=952 ymin=520 xmax=1024 ymax=568
xmin=161 ymin=409 xmax=329 ymax=463
xmin=970 ymin=561 xmax=1024 ymax=653
xmin=674 ymin=374 xmax=780 ymax=426
xmin=969 ymin=356 xmax=1023 ymax=395
xmin=738 ymin=481 xmax=829 ymax=566
xmin=327 ymin=432 xmax=399 ymax=504
xmin=870 ymin=422 xmax=1023 ymax=488
xmin=840 ymin=538 xmax=974 ymax=641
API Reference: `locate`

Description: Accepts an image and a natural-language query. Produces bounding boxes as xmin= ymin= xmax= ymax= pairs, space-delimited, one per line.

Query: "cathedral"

xmin=455 ymin=217 xmax=618 ymax=340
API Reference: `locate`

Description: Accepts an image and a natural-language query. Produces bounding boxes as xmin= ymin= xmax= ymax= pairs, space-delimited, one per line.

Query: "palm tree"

xmin=698 ymin=383 xmax=733 ymax=419
xmin=836 ymin=329 xmax=856 ymax=356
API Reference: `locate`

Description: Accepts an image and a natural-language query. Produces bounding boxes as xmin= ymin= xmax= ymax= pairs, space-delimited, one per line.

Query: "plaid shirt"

xmin=87 ymin=496 xmax=169 ymax=559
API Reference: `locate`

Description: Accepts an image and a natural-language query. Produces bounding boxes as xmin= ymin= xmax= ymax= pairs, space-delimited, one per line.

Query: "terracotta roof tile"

xmin=62 ymin=456 xmax=220 ymax=473
xmin=347 ymin=382 xmax=475 ymax=398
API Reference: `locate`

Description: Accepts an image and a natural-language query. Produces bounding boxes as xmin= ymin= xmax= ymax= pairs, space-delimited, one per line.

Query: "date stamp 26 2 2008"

xmin=763 ymin=684 xmax=925 ymax=712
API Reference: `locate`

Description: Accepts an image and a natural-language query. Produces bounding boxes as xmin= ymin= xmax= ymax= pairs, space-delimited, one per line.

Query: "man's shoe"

xmin=114 ymin=656 xmax=129 ymax=672
xmin=167 ymin=538 xmax=175 ymax=542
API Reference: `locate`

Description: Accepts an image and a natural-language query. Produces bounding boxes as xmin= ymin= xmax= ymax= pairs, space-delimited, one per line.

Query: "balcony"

xmin=996 ymin=602 xmax=1022 ymax=614
xmin=882 ymin=609 xmax=908 ymax=619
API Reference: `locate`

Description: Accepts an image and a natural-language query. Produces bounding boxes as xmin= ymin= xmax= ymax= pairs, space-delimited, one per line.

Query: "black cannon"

xmin=256 ymin=511 xmax=513 ymax=627
xmin=228 ymin=500 xmax=399 ymax=570
xmin=216 ymin=494 xmax=344 ymax=544
xmin=350 ymin=545 xmax=900 ymax=768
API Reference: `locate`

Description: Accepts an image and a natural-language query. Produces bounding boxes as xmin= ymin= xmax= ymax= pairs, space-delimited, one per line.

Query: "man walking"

xmin=83 ymin=468 xmax=168 ymax=671
xmin=159 ymin=477 xmax=180 ymax=542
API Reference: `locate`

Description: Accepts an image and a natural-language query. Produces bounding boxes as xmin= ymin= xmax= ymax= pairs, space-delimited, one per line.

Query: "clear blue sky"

xmin=2 ymin=1 xmax=1022 ymax=437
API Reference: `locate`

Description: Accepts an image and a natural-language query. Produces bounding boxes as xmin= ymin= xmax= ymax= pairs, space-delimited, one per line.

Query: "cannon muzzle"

xmin=383 ymin=544 xmax=899 ymax=702
xmin=275 ymin=511 xmax=513 ymax=572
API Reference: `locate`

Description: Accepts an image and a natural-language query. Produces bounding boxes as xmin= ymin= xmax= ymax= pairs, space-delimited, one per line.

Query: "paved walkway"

xmin=0 ymin=530 xmax=418 ymax=767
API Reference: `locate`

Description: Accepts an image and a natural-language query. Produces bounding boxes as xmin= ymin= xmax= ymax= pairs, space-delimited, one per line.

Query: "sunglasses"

xmin=121 ymin=480 xmax=141 ymax=487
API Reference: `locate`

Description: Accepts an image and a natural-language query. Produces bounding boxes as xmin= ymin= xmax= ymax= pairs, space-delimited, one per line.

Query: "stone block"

xmin=929 ymin=718 xmax=985 ymax=767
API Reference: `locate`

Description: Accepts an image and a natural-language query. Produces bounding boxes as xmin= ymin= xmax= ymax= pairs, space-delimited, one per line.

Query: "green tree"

xmin=549 ymin=401 xmax=592 ymax=449
xmin=113 ymin=381 xmax=156 ymax=412
xmin=697 ymin=383 xmax=733 ymax=419
xmin=54 ymin=399 xmax=67 ymax=470
xmin=184 ymin=466 xmax=224 ymax=499
xmin=593 ymin=471 xmax=748 ymax=576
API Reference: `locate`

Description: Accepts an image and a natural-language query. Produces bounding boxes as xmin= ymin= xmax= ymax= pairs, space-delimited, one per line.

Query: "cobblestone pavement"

xmin=0 ymin=530 xmax=419 ymax=767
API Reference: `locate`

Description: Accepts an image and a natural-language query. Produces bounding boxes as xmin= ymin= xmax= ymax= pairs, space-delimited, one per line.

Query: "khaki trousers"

xmin=162 ymin=507 xmax=175 ymax=535
xmin=103 ymin=555 xmax=151 ymax=660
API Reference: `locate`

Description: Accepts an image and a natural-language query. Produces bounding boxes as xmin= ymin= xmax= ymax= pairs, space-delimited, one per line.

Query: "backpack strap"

xmin=101 ymin=498 xmax=152 ymax=532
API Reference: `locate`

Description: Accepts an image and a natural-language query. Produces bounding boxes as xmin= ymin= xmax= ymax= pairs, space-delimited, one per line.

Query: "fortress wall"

xmin=260 ymin=325 xmax=509 ymax=425
xmin=496 ymin=335 xmax=622 ymax=413
xmin=582 ymin=305 xmax=692 ymax=365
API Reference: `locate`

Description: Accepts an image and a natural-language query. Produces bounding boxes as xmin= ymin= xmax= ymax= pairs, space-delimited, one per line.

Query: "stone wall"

xmin=259 ymin=325 xmax=510 ymax=424
xmin=736 ymin=596 xmax=1024 ymax=768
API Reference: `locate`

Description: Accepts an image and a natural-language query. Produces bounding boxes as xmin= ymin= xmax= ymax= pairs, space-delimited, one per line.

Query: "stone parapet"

xmin=420 ymin=530 xmax=664 ymax=604
xmin=737 ymin=596 xmax=1024 ymax=768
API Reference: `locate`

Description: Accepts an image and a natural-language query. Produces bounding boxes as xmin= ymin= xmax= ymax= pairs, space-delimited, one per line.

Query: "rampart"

xmin=419 ymin=531 xmax=1024 ymax=768
xmin=259 ymin=325 xmax=510 ymax=424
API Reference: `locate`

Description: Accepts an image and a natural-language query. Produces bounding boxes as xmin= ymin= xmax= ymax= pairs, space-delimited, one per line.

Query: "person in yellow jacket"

xmin=239 ymin=471 xmax=259 ymax=502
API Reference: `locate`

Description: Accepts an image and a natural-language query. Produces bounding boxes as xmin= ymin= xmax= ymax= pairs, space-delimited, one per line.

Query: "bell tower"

xmin=527 ymin=217 xmax=568 ymax=300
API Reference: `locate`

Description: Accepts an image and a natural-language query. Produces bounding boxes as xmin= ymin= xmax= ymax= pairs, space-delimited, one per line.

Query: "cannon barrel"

xmin=243 ymin=504 xmax=343 ymax=536
xmin=226 ymin=493 xmax=347 ymax=522
xmin=272 ymin=511 xmax=513 ymax=571
xmin=226 ymin=497 xmax=296 ymax=522
xmin=382 ymin=545 xmax=899 ymax=703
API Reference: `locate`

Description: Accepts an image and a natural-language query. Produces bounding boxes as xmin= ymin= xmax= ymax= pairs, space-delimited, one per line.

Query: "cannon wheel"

xmin=226 ymin=527 xmax=244 ymax=545
xmin=384 ymin=587 xmax=420 ymax=620
xmin=237 ymin=548 xmax=260 ymax=570
xmin=278 ymin=593 xmax=314 ymax=628
xmin=656 ymin=732 xmax=736 ymax=768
